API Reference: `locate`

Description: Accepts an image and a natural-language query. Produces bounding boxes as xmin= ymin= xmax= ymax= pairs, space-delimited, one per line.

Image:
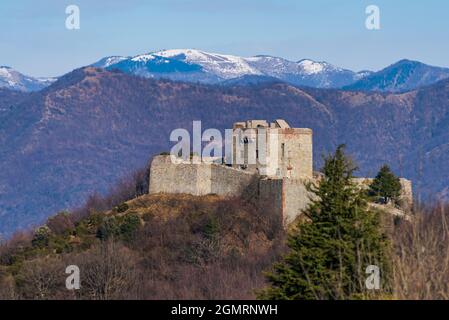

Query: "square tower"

xmin=231 ymin=119 xmax=313 ymax=179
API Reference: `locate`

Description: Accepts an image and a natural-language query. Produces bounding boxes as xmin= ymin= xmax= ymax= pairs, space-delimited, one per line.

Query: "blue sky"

xmin=0 ymin=0 xmax=448 ymax=77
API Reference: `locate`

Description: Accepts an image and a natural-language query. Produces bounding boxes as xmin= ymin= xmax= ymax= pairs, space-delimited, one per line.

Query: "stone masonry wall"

xmin=210 ymin=164 xmax=257 ymax=196
xmin=283 ymin=178 xmax=313 ymax=224
xmin=258 ymin=178 xmax=284 ymax=222
xmin=149 ymin=156 xmax=413 ymax=227
xmin=149 ymin=155 xmax=256 ymax=197
xmin=277 ymin=129 xmax=313 ymax=179
xmin=149 ymin=156 xmax=208 ymax=195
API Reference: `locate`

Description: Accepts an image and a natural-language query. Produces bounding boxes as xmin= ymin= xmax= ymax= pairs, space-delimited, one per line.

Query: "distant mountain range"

xmin=344 ymin=59 xmax=449 ymax=92
xmin=92 ymin=49 xmax=372 ymax=88
xmin=2 ymin=66 xmax=449 ymax=236
xmin=91 ymin=49 xmax=449 ymax=92
xmin=2 ymin=49 xmax=449 ymax=236
xmin=2 ymin=49 xmax=449 ymax=93
xmin=0 ymin=66 xmax=55 ymax=92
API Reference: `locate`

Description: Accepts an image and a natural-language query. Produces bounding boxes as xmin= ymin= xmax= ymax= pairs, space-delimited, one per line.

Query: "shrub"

xmin=202 ymin=215 xmax=220 ymax=240
xmin=392 ymin=203 xmax=449 ymax=299
xmin=47 ymin=211 xmax=74 ymax=235
xmin=96 ymin=216 xmax=120 ymax=241
xmin=116 ymin=202 xmax=129 ymax=213
xmin=96 ymin=213 xmax=141 ymax=242
xmin=31 ymin=226 xmax=51 ymax=248
xmin=119 ymin=213 xmax=141 ymax=241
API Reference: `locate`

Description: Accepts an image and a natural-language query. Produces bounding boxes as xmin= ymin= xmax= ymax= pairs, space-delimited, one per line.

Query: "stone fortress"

xmin=149 ymin=119 xmax=413 ymax=225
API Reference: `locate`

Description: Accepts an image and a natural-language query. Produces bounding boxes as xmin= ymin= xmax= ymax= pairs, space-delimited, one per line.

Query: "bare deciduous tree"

xmin=17 ymin=257 xmax=65 ymax=299
xmin=73 ymin=241 xmax=141 ymax=300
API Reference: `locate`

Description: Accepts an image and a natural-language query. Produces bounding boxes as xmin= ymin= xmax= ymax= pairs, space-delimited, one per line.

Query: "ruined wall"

xmin=149 ymin=156 xmax=210 ymax=195
xmin=399 ymin=179 xmax=413 ymax=209
xmin=277 ymin=128 xmax=313 ymax=179
xmin=258 ymin=178 xmax=284 ymax=221
xmin=231 ymin=127 xmax=313 ymax=180
xmin=210 ymin=164 xmax=256 ymax=196
xmin=282 ymin=178 xmax=313 ymax=224
xmin=150 ymin=156 xmax=413 ymax=228
xmin=149 ymin=155 xmax=255 ymax=197
xmin=257 ymin=177 xmax=312 ymax=225
xmin=352 ymin=177 xmax=413 ymax=209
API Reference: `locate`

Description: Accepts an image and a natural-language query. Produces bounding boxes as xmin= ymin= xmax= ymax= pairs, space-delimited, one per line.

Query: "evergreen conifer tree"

xmin=258 ymin=145 xmax=391 ymax=300
xmin=369 ymin=165 xmax=402 ymax=204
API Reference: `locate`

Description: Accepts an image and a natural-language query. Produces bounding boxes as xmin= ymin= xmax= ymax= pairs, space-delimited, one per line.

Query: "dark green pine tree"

xmin=258 ymin=145 xmax=391 ymax=300
xmin=369 ymin=165 xmax=402 ymax=205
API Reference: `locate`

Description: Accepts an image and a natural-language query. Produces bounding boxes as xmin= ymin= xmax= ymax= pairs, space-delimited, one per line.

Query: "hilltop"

xmin=0 ymin=192 xmax=285 ymax=299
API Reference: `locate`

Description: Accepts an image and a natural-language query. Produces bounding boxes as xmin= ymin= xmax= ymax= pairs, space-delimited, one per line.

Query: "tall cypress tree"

xmin=258 ymin=145 xmax=391 ymax=300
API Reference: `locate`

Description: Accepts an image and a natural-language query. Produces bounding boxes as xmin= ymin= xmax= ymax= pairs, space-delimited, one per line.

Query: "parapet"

xmin=233 ymin=119 xmax=296 ymax=130
xmin=273 ymin=119 xmax=290 ymax=129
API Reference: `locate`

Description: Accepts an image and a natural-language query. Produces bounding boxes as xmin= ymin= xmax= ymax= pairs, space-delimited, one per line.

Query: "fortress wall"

xmin=149 ymin=155 xmax=313 ymax=224
xmin=149 ymin=155 xmax=257 ymax=197
xmin=353 ymin=177 xmax=413 ymax=209
xmin=149 ymin=155 xmax=212 ymax=195
xmin=258 ymin=178 xmax=311 ymax=225
xmin=259 ymin=178 xmax=284 ymax=222
xmin=282 ymin=178 xmax=312 ymax=224
xmin=296 ymin=130 xmax=313 ymax=178
xmin=210 ymin=164 xmax=256 ymax=197
xmin=277 ymin=129 xmax=313 ymax=179
xmin=399 ymin=179 xmax=413 ymax=209
xmin=149 ymin=156 xmax=413 ymax=227
xmin=196 ymin=163 xmax=212 ymax=195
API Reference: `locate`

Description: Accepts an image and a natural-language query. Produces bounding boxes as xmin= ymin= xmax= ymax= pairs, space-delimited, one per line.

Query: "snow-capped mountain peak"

xmin=91 ymin=56 xmax=130 ymax=68
xmin=0 ymin=66 xmax=56 ymax=92
xmin=297 ymin=59 xmax=328 ymax=74
xmin=90 ymin=49 xmax=373 ymax=88
xmin=150 ymin=49 xmax=262 ymax=79
xmin=0 ymin=66 xmax=17 ymax=87
xmin=298 ymin=58 xmax=349 ymax=73
xmin=2 ymin=50 xmax=448 ymax=93
xmin=130 ymin=54 xmax=158 ymax=63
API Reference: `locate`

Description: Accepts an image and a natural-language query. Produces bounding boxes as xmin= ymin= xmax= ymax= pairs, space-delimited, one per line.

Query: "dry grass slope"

xmin=0 ymin=193 xmax=286 ymax=300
